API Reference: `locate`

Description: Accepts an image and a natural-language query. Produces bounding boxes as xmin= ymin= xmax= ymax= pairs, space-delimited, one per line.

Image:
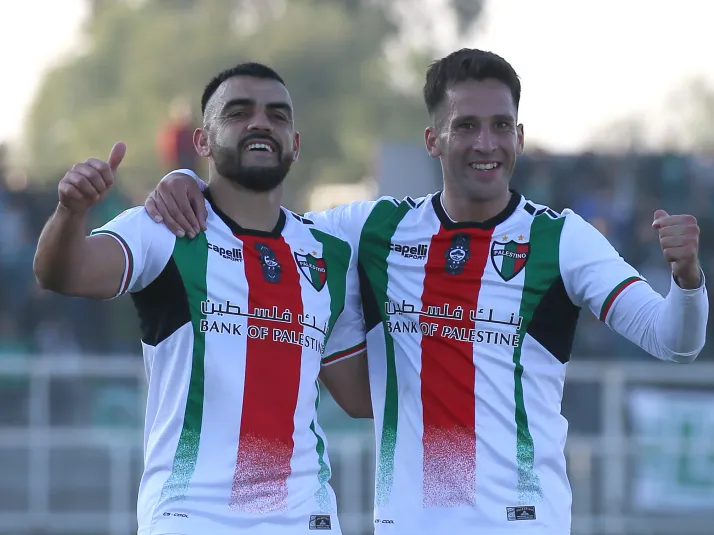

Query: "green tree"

xmin=24 ymin=0 xmax=483 ymax=209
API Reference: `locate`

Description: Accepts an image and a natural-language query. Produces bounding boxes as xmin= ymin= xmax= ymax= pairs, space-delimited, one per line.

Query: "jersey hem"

xmin=321 ymin=340 xmax=366 ymax=366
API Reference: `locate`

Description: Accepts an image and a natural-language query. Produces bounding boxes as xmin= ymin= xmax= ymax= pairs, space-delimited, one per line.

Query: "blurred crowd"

xmin=1 ymin=150 xmax=713 ymax=363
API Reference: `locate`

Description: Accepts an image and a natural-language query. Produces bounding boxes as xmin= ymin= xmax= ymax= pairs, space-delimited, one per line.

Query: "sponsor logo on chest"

xmin=390 ymin=242 xmax=429 ymax=260
xmin=207 ymin=242 xmax=243 ymax=262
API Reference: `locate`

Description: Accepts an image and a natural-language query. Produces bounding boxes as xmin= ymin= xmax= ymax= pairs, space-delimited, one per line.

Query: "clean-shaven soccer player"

xmin=33 ymin=63 xmax=371 ymax=535
xmin=145 ymin=49 xmax=708 ymax=535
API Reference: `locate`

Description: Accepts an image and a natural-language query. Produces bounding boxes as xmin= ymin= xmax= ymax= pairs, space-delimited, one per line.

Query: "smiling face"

xmin=425 ymin=78 xmax=524 ymax=206
xmin=195 ymin=75 xmax=300 ymax=192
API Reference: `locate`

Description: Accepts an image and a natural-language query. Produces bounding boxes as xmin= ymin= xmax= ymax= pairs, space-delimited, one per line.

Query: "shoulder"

xmin=91 ymin=206 xmax=175 ymax=240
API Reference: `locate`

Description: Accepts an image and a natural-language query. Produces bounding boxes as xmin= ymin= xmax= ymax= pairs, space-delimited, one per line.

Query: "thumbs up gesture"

xmin=58 ymin=142 xmax=126 ymax=215
xmin=652 ymin=209 xmax=702 ymax=289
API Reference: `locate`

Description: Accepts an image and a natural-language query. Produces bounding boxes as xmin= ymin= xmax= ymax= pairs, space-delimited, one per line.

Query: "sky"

xmin=0 ymin=0 xmax=711 ymax=153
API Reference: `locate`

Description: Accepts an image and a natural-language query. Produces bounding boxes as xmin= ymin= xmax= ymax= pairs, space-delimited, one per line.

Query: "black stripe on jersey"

xmin=526 ymin=276 xmax=580 ymax=364
xmin=291 ymin=212 xmax=314 ymax=225
xmin=358 ymin=262 xmax=382 ymax=333
xmin=405 ymin=197 xmax=417 ymax=209
xmin=533 ymin=206 xmax=561 ymax=219
xmin=131 ymin=258 xmax=191 ymax=346
xmin=523 ymin=202 xmax=536 ymax=215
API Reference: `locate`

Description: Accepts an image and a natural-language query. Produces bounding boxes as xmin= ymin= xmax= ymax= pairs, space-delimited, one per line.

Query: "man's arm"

xmin=34 ymin=206 xmax=127 ymax=299
xmin=320 ymin=349 xmax=372 ymax=418
xmin=607 ymin=274 xmax=706 ymax=362
xmin=34 ymin=143 xmax=128 ymax=299
xmin=144 ymin=168 xmax=377 ymax=247
xmin=317 ymin=224 xmax=371 ymax=419
xmin=561 ymin=209 xmax=707 ymax=363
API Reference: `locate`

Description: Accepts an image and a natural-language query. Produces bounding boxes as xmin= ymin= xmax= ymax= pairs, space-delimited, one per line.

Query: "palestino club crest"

xmin=490 ymin=239 xmax=530 ymax=281
xmin=294 ymin=252 xmax=327 ymax=291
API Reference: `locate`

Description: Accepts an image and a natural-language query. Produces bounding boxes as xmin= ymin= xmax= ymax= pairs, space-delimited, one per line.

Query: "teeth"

xmin=471 ymin=162 xmax=499 ymax=170
xmin=246 ymin=143 xmax=273 ymax=152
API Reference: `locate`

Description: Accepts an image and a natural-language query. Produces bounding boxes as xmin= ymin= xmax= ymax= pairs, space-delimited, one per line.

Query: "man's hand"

xmin=58 ymin=142 xmax=126 ymax=215
xmin=145 ymin=172 xmax=207 ymax=239
xmin=652 ymin=209 xmax=701 ymax=289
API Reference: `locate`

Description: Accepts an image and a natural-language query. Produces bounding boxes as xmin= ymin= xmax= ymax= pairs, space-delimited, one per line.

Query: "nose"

xmin=473 ymin=124 xmax=497 ymax=153
xmin=247 ymin=109 xmax=272 ymax=132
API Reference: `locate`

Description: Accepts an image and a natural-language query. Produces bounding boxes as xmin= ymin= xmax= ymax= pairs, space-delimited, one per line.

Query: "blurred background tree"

xmin=24 ymin=0 xmax=483 ymax=208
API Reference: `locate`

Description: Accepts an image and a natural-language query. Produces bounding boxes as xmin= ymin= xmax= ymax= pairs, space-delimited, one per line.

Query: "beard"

xmin=211 ymin=140 xmax=293 ymax=193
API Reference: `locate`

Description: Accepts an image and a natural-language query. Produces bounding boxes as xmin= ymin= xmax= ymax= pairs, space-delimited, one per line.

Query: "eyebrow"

xmin=453 ymin=113 xmax=515 ymax=123
xmin=222 ymin=98 xmax=293 ymax=115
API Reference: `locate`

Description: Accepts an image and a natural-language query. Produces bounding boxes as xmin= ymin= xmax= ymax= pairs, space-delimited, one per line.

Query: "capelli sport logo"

xmin=207 ymin=242 xmax=243 ymax=262
xmin=390 ymin=242 xmax=429 ymax=260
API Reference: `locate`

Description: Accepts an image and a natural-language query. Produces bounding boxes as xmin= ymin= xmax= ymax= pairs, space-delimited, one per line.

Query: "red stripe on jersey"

xmin=419 ymin=227 xmax=493 ymax=508
xmin=229 ymin=235 xmax=304 ymax=513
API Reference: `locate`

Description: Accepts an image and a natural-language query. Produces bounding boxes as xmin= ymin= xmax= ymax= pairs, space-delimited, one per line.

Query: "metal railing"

xmin=0 ymin=357 xmax=713 ymax=535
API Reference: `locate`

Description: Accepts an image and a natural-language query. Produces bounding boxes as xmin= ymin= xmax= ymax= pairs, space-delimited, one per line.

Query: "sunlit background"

xmin=0 ymin=1 xmax=713 ymax=534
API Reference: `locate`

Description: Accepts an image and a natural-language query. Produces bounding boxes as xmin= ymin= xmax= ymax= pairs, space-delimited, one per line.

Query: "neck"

xmin=440 ymin=185 xmax=512 ymax=223
xmin=207 ymin=174 xmax=283 ymax=232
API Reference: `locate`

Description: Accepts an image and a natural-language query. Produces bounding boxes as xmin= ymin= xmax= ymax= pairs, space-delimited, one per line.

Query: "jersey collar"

xmin=204 ymin=189 xmax=286 ymax=238
xmin=432 ymin=190 xmax=522 ymax=230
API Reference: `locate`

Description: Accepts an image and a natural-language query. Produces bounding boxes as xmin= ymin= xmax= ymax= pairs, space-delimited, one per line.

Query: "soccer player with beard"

xmin=33 ymin=63 xmax=370 ymax=535
xmin=145 ymin=50 xmax=708 ymax=535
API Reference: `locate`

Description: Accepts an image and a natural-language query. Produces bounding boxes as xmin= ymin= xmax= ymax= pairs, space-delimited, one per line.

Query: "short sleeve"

xmin=559 ymin=210 xmax=645 ymax=324
xmin=90 ymin=206 xmax=176 ymax=297
xmin=304 ymin=199 xmax=386 ymax=364
xmin=321 ymin=247 xmax=367 ymax=366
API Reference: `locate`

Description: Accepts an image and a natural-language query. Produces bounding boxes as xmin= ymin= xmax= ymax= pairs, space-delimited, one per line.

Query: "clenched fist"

xmin=58 ymin=142 xmax=126 ymax=215
xmin=652 ymin=209 xmax=701 ymax=289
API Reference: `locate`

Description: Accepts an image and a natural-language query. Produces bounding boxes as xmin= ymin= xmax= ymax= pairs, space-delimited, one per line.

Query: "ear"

xmin=291 ymin=131 xmax=300 ymax=162
xmin=424 ymin=126 xmax=441 ymax=158
xmin=516 ymin=124 xmax=525 ymax=156
xmin=194 ymin=127 xmax=211 ymax=158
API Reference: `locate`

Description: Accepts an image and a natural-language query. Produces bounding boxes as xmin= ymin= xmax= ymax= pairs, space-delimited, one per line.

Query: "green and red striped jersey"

xmin=91 ymin=192 xmax=364 ymax=535
xmin=307 ymin=190 xmax=648 ymax=535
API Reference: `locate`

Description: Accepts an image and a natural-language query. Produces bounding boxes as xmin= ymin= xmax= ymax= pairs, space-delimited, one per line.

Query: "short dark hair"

xmin=201 ymin=62 xmax=286 ymax=115
xmin=423 ymin=49 xmax=521 ymax=117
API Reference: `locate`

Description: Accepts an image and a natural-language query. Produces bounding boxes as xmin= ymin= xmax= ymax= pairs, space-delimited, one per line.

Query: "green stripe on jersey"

xmin=310 ymin=228 xmax=351 ymax=510
xmin=310 ymin=228 xmax=350 ymax=342
xmin=160 ymin=233 xmax=209 ymax=501
xmin=359 ymin=199 xmax=412 ymax=507
xmin=512 ymin=213 xmax=565 ymax=504
xmin=310 ymin=381 xmax=332 ymax=512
